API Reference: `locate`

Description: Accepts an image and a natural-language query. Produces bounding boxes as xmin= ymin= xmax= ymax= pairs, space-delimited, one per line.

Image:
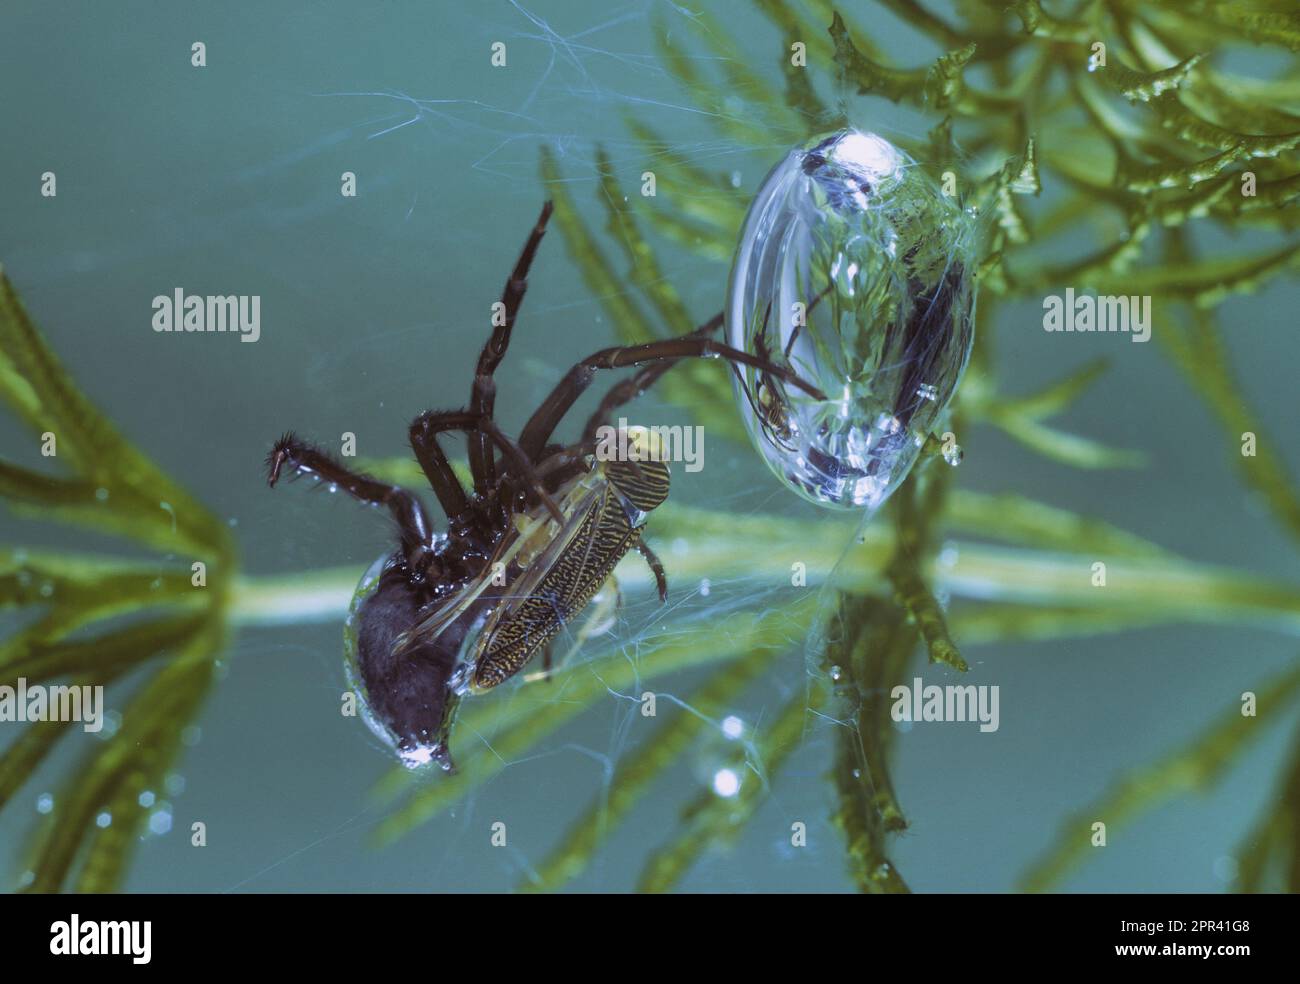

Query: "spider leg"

xmin=517 ymin=321 xmax=827 ymax=460
xmin=635 ymin=539 xmax=668 ymax=603
xmin=409 ymin=410 xmax=564 ymax=523
xmin=266 ymin=432 xmax=439 ymax=576
xmin=406 ymin=417 xmax=478 ymax=528
xmin=578 ymin=313 xmax=723 ymax=442
xmin=467 ymin=201 xmax=553 ymax=494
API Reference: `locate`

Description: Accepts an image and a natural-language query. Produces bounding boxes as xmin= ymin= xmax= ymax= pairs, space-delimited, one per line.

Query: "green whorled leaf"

xmin=519 ymin=646 xmax=781 ymax=892
xmin=887 ymin=470 xmax=966 ymax=672
xmin=802 ymin=0 xmax=885 ymax=63
xmin=0 ymin=669 xmax=127 ymax=813
xmin=635 ymin=679 xmax=826 ymax=893
xmin=949 ymin=602 xmax=1173 ymax=644
xmin=21 ymin=631 xmax=219 ymax=893
xmin=1149 ymin=91 xmax=1300 ymax=154
xmin=1213 ymin=171 xmax=1300 ymax=216
xmin=1008 ymin=136 xmax=1041 ymax=195
xmin=680 ymin=3 xmax=818 ymax=131
xmin=1234 ymin=731 xmax=1300 ymax=892
xmin=651 ymin=15 xmax=772 ymax=147
xmin=1198 ymin=2 xmax=1300 ymax=51
xmin=1182 ymin=69 xmax=1300 ymax=136
xmin=927 ymin=115 xmax=958 ymax=170
xmin=73 ymin=635 xmax=217 ymax=892
xmin=830 ymin=11 xmax=923 ymax=104
xmin=622 ymin=118 xmax=747 ymax=233
xmin=778 ymin=31 xmax=833 ymax=122
xmin=1 ymin=610 xmax=208 ymax=691
xmin=1151 ymin=246 xmax=1300 ymax=546
xmin=944 ymin=489 xmax=1175 ymax=560
xmin=628 ymin=203 xmax=735 ymax=263
xmin=830 ymin=13 xmax=1015 ymax=115
xmin=595 ymin=148 xmax=697 ymax=338
xmin=830 ymin=595 xmax=916 ymax=893
xmin=1115 ymin=143 xmax=1246 ymax=192
xmin=924 ymin=41 xmax=978 ymax=110
xmin=1088 ymin=241 xmax=1300 ymax=307
xmin=1009 ymin=0 xmax=1092 ymax=41
xmin=541 ymin=147 xmax=661 ymax=347
xmin=0 ymin=268 xmax=230 ymax=560
xmin=1020 ymin=663 xmax=1300 ymax=892
xmin=992 ymin=357 xmax=1110 ymax=420
xmin=1149 ymin=172 xmax=1240 ymax=227
xmin=872 ymin=0 xmax=1023 ymax=60
xmin=1099 ymin=53 xmax=1203 ymax=102
xmin=555 ymin=149 xmax=746 ymax=442
xmin=0 ymin=263 xmax=231 ymax=894
xmin=983 ymin=411 xmax=1146 ymax=470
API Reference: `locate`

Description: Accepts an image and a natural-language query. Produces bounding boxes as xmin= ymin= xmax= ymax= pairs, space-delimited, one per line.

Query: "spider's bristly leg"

xmin=635 ymin=539 xmax=668 ymax=603
xmin=518 ymin=322 xmax=828 ymax=459
xmin=579 ymin=312 xmax=723 ymax=441
xmin=407 ymin=417 xmax=474 ymax=524
xmin=410 ymin=410 xmax=564 ymax=523
xmin=467 ymin=200 xmax=554 ymax=494
xmin=265 ymin=432 xmax=438 ymax=575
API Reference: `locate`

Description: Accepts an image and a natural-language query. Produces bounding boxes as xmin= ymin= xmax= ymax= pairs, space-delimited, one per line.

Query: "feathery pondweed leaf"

xmin=635 ymin=680 xmax=826 ymax=893
xmin=0 ymin=267 xmax=232 ymax=891
xmin=1021 ymin=664 xmax=1300 ymax=893
xmin=1100 ymin=53 xmax=1203 ymax=103
xmin=519 ymin=645 xmax=783 ymax=893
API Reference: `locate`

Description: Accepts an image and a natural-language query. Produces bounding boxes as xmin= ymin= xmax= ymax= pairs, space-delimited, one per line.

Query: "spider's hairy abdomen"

xmin=352 ymin=563 xmax=467 ymax=768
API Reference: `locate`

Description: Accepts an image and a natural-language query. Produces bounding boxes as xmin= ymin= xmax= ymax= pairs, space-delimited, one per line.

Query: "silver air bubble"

xmin=726 ymin=129 xmax=977 ymax=513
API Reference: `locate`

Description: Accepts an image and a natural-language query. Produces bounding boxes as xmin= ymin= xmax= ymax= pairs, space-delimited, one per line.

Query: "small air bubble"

xmin=712 ymin=768 xmax=741 ymax=798
xmin=148 ymin=806 xmax=173 ymax=836
xmin=95 ymin=487 xmax=110 ymax=502
xmin=721 ymin=715 xmax=744 ymax=739
xmin=36 ymin=793 xmax=54 ymax=814
xmin=698 ymin=578 xmax=711 ymax=598
xmin=138 ymin=790 xmax=156 ymax=808
xmin=829 ymin=664 xmax=843 ymax=682
xmin=95 ymin=811 xmax=112 ymax=829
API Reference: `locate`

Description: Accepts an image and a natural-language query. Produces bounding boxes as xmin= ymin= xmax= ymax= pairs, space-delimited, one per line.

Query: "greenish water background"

xmin=1 ymin=0 xmax=1297 ymax=892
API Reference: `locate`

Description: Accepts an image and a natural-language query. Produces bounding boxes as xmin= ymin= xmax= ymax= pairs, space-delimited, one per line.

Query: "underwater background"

xmin=1 ymin=0 xmax=1298 ymax=892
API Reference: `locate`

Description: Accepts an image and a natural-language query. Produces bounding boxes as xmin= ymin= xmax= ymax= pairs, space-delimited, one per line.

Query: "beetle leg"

xmin=635 ymin=540 xmax=668 ymax=603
